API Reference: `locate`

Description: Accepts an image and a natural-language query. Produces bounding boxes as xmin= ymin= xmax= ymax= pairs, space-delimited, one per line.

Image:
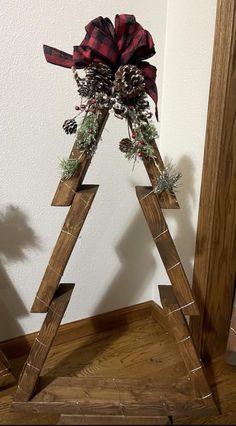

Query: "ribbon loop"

xmin=43 ymin=14 xmax=158 ymax=111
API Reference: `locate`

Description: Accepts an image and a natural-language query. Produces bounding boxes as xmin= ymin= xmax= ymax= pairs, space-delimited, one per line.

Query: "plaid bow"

xmin=44 ymin=14 xmax=158 ymax=117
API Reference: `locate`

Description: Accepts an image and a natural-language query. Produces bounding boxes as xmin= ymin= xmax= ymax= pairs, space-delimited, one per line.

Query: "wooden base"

xmin=12 ymin=376 xmax=217 ymax=417
xmin=12 ymin=297 xmax=218 ymax=420
xmin=57 ymin=413 xmax=171 ymax=425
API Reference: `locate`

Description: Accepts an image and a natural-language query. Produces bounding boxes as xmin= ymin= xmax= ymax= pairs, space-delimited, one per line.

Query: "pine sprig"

xmin=76 ymin=113 xmax=99 ymax=156
xmin=59 ymin=158 xmax=80 ymax=180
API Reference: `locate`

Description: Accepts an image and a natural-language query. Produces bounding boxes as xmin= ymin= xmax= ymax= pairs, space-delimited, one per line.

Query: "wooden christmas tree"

xmin=12 ymin=14 xmax=217 ymax=424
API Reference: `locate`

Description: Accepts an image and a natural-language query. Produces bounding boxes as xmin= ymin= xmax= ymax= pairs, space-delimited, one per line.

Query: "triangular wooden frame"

xmin=12 ymin=109 xmax=217 ymax=423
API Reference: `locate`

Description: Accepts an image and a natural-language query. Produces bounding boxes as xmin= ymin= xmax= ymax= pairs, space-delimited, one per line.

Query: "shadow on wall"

xmin=0 ymin=205 xmax=40 ymax=341
xmin=164 ymin=155 xmax=196 ymax=282
xmin=92 ymin=208 xmax=156 ymax=315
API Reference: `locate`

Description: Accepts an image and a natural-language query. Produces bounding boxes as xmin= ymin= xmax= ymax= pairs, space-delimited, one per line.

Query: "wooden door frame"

xmin=190 ymin=0 xmax=236 ymax=360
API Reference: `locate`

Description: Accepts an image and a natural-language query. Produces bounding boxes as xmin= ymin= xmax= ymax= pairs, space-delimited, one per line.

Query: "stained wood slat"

xmin=128 ymin=119 xmax=179 ymax=209
xmin=0 ymin=349 xmax=15 ymax=388
xmin=136 ymin=186 xmax=199 ymax=316
xmin=226 ymin=289 xmax=236 ymax=365
xmin=12 ymin=376 xmax=217 ymax=417
xmin=57 ymin=414 xmax=171 ymax=425
xmin=52 ymin=109 xmax=109 ymax=206
xmin=143 ymin=143 xmax=179 ymax=209
xmin=159 ymin=285 xmax=218 ymax=415
xmin=31 ymin=185 xmax=98 ymax=312
xmin=14 ymin=284 xmax=74 ymax=402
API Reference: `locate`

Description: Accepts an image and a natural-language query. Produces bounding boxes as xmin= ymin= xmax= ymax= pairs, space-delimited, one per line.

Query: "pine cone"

xmin=85 ymin=62 xmax=113 ymax=95
xmin=62 ymin=118 xmax=77 ymax=134
xmin=114 ymin=65 xmax=145 ymax=99
xmin=119 ymin=138 xmax=133 ymax=154
xmin=77 ymin=79 xmax=90 ymax=98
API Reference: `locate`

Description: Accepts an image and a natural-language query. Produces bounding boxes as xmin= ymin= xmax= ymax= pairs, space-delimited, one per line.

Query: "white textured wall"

xmin=0 ymin=1 xmax=216 ymax=340
xmin=153 ymin=0 xmax=217 ymax=301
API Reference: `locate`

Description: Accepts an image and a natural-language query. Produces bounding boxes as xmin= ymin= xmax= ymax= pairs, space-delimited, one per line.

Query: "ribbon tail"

xmin=43 ymin=45 xmax=74 ymax=68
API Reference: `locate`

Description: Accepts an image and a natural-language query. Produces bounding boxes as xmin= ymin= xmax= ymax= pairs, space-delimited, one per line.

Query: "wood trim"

xmin=190 ymin=0 xmax=236 ymax=360
xmin=0 ymin=301 xmax=153 ymax=360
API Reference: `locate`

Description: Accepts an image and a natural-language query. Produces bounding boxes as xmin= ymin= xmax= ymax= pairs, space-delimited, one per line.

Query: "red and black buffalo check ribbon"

xmin=44 ymin=14 xmax=158 ymax=117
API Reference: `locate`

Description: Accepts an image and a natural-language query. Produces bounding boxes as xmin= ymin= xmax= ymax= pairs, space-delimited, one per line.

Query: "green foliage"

xmin=59 ymin=158 xmax=80 ymax=181
xmin=76 ymin=113 xmax=99 ymax=156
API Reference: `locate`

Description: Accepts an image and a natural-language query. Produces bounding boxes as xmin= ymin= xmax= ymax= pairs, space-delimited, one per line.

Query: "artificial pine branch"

xmin=59 ymin=158 xmax=80 ymax=180
xmin=76 ymin=113 xmax=99 ymax=156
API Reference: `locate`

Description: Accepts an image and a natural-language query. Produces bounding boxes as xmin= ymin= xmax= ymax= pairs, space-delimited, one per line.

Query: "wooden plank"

xmin=143 ymin=143 xmax=179 ymax=209
xmin=136 ymin=186 xmax=199 ymax=316
xmin=190 ymin=0 xmax=236 ymax=359
xmin=0 ymin=301 xmax=152 ymax=359
xmin=128 ymin=120 xmax=179 ymax=210
xmin=12 ymin=376 xmax=218 ymax=417
xmin=159 ymin=285 xmax=218 ymax=416
xmin=57 ymin=414 xmax=171 ymax=425
xmin=52 ymin=109 xmax=109 ymax=206
xmin=31 ymin=185 xmax=98 ymax=312
xmin=14 ymin=284 xmax=74 ymax=402
xmin=0 ymin=349 xmax=15 ymax=388
xmin=226 ymin=289 xmax=236 ymax=365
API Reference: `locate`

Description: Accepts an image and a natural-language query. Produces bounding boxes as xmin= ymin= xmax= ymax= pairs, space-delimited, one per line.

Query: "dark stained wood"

xmin=14 ymin=284 xmax=74 ymax=402
xmin=128 ymin=119 xmax=179 ymax=209
xmin=136 ymin=186 xmax=199 ymax=316
xmin=159 ymin=286 xmax=218 ymax=416
xmin=143 ymin=143 xmax=180 ymax=209
xmin=12 ymin=376 xmax=217 ymax=417
xmin=0 ymin=302 xmax=152 ymax=359
xmin=190 ymin=0 xmax=236 ymax=360
xmin=2 ymin=316 xmax=236 ymax=425
xmin=31 ymin=185 xmax=98 ymax=312
xmin=0 ymin=349 xmax=15 ymax=388
xmin=57 ymin=414 xmax=171 ymax=425
xmin=52 ymin=109 xmax=109 ymax=206
xmin=226 ymin=289 xmax=236 ymax=365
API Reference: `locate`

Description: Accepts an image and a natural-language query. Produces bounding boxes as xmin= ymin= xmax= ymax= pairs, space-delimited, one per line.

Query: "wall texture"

xmin=0 ymin=0 xmax=216 ymax=340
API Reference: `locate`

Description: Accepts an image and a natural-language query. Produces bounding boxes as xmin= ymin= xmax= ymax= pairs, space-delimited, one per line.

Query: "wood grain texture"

xmin=143 ymin=143 xmax=180 ymax=209
xmin=159 ymin=286 xmax=217 ymax=416
xmin=1 ymin=318 xmax=236 ymax=424
xmin=52 ymin=109 xmax=109 ymax=206
xmin=57 ymin=414 xmax=171 ymax=425
xmin=0 ymin=302 xmax=152 ymax=359
xmin=225 ymin=289 xmax=236 ymax=365
xmin=136 ymin=186 xmax=199 ymax=316
xmin=0 ymin=350 xmax=15 ymax=388
xmin=14 ymin=284 xmax=74 ymax=402
xmin=31 ymin=185 xmax=98 ymax=312
xmin=190 ymin=0 xmax=236 ymax=360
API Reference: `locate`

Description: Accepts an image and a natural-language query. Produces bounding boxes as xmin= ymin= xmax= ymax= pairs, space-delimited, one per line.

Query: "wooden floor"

xmin=0 ymin=314 xmax=236 ymax=425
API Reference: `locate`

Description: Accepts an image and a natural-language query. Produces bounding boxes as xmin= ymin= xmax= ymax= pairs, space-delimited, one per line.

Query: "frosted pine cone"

xmin=77 ymin=79 xmax=90 ymax=98
xmin=114 ymin=65 xmax=145 ymax=99
xmin=119 ymin=138 xmax=133 ymax=154
xmin=62 ymin=118 xmax=77 ymax=134
xmin=85 ymin=62 xmax=113 ymax=95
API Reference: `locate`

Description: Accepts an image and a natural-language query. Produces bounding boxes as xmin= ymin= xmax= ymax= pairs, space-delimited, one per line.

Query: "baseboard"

xmin=0 ymin=300 xmax=167 ymax=359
